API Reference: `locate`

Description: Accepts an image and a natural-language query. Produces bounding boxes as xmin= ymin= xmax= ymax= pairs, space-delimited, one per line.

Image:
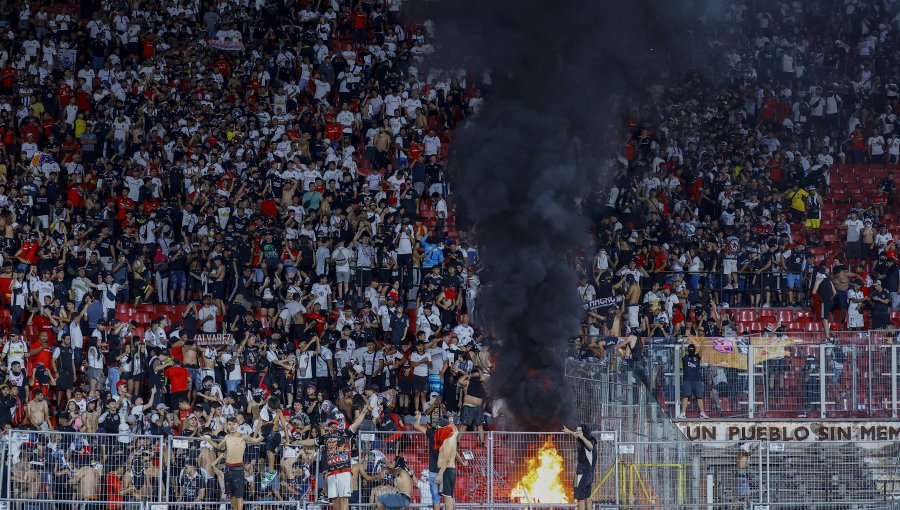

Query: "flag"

xmin=685 ymin=336 xmax=788 ymax=370
xmin=30 ymin=152 xmax=55 ymax=168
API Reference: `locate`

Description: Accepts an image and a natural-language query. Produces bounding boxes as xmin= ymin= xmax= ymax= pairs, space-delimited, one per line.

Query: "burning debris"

xmin=510 ymin=439 xmax=570 ymax=504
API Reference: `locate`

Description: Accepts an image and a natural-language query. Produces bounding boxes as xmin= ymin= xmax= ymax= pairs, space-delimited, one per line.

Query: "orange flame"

xmin=511 ymin=439 xmax=569 ymax=504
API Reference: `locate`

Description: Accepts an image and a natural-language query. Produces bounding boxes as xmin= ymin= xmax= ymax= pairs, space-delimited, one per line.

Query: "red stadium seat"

xmin=776 ymin=309 xmax=796 ymax=323
xmin=738 ymin=309 xmax=757 ymax=322
xmin=784 ymin=321 xmax=802 ymax=332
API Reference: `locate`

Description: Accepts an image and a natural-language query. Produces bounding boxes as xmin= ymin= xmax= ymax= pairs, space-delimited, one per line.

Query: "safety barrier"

xmin=569 ymin=331 xmax=900 ymax=420
xmin=3 ymin=429 xmax=900 ymax=506
xmin=3 ymin=430 xmax=165 ymax=505
xmin=163 ymin=434 xmax=320 ymax=505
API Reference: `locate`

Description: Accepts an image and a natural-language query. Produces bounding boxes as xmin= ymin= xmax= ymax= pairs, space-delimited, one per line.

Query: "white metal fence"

xmin=1 ymin=429 xmax=899 ymax=507
xmin=568 ymin=330 xmax=900 ymax=420
xmin=2 ymin=430 xmax=165 ymax=505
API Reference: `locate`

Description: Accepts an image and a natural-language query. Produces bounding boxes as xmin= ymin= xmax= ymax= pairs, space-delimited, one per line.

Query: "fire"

xmin=511 ymin=439 xmax=569 ymax=504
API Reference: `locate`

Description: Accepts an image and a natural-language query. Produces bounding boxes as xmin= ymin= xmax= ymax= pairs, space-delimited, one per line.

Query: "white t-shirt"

xmin=87 ymin=346 xmax=104 ymax=369
xmin=845 ymin=218 xmax=864 ymax=242
xmin=311 ymin=283 xmax=332 ymax=308
xmin=198 ymin=305 xmax=218 ymax=333
xmin=332 ymin=247 xmax=352 ymax=272
xmin=423 ymin=135 xmax=440 ymax=156
xmin=33 ymin=279 xmax=54 ymax=306
xmin=409 ymin=351 xmax=430 ymax=377
xmin=888 ymin=136 xmax=900 ymax=156
xmin=2 ymin=340 xmax=28 ymax=369
xmin=295 ymin=350 xmax=313 ymax=380
xmin=314 ymin=346 xmax=333 ymax=376
xmin=869 ymin=136 xmax=885 ymax=155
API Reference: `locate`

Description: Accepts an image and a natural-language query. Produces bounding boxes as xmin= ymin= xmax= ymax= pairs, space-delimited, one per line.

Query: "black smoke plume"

xmin=438 ymin=1 xmax=712 ymax=431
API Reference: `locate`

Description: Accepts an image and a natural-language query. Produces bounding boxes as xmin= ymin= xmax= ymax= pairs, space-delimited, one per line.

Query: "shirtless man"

xmin=204 ymin=416 xmax=265 ymax=510
xmin=121 ymin=452 xmax=157 ymax=501
xmin=375 ymin=456 xmax=415 ymax=510
xmin=624 ymin=274 xmax=641 ymax=335
xmin=831 ymin=265 xmax=860 ymax=328
xmin=436 ymin=420 xmax=465 ymax=510
xmin=11 ymin=452 xmax=41 ymax=503
xmin=26 ymin=389 xmax=52 ymax=430
xmin=70 ymin=459 xmax=102 ymax=501
xmin=457 ymin=368 xmax=487 ymax=445
xmin=351 ymin=455 xmax=383 ymax=505
xmin=179 ymin=335 xmax=201 ymax=403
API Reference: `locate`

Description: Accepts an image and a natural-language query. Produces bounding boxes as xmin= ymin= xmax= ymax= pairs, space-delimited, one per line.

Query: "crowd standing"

xmin=4 ymin=0 xmax=900 ymax=504
xmin=0 ymin=0 xmax=497 ymax=505
xmin=575 ymin=0 xmax=900 ymax=353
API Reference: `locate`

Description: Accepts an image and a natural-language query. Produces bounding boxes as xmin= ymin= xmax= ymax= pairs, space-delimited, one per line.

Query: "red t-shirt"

xmin=305 ymin=312 xmax=326 ymax=335
xmin=106 ymin=472 xmax=124 ymax=506
xmin=17 ymin=242 xmax=39 ymax=264
xmin=67 ymin=185 xmax=84 ymax=208
xmin=29 ymin=341 xmax=52 ymax=375
xmin=57 ymin=83 xmax=73 ymax=107
xmin=141 ymin=38 xmax=155 ymax=58
xmin=325 ymin=123 xmax=342 ymax=141
xmin=31 ymin=315 xmax=55 ymax=345
xmin=214 ymin=60 xmax=231 ymax=78
xmin=165 ymin=366 xmax=191 ymax=393
xmin=353 ymin=12 xmax=367 ymax=29
xmin=1 ymin=67 xmax=17 ymax=89
xmin=75 ymin=90 xmax=92 ymax=111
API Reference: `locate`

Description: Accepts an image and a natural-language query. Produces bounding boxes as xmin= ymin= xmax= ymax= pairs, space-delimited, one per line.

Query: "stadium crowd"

xmin=0 ymin=0 xmax=494 ymax=505
xmin=0 ymin=0 xmax=899 ymax=505
xmin=576 ymin=0 xmax=900 ymax=349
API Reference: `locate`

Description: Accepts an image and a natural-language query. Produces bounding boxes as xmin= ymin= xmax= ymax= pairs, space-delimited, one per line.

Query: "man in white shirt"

xmin=197 ymin=296 xmax=220 ymax=333
xmin=331 ymin=240 xmax=352 ymax=300
xmin=311 ymin=275 xmax=333 ymax=309
xmin=845 ymin=210 xmax=864 ymax=262
xmin=408 ymin=340 xmax=431 ymax=413
xmin=98 ymin=273 xmax=121 ymax=318
xmin=452 ymin=315 xmax=475 ymax=346
xmin=876 ymin=224 xmax=894 ymax=253
xmin=868 ymin=133 xmax=886 ymax=164
xmin=144 ymin=317 xmax=168 ymax=349
xmin=32 ymin=271 xmax=55 ymax=307
xmin=577 ymin=278 xmax=596 ymax=302
xmin=888 ymin=133 xmax=900 ymax=164
xmin=423 ymin=130 xmax=441 ymax=157
xmin=1 ymin=333 xmax=29 ymax=369
xmin=417 ymin=306 xmax=441 ymax=338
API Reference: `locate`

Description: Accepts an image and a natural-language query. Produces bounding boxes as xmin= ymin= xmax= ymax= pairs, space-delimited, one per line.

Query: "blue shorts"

xmin=377 ymin=492 xmax=412 ymax=509
xmin=187 ymin=367 xmax=202 ymax=391
xmin=428 ymin=471 xmax=441 ymax=504
xmin=429 ymin=374 xmax=444 ymax=395
xmin=170 ymin=271 xmax=187 ymax=290
xmin=786 ymin=273 xmax=801 ymax=289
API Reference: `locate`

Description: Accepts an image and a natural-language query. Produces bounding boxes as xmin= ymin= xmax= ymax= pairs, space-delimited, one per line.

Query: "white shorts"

xmin=327 ymin=471 xmax=353 ymax=499
xmin=627 ymin=305 xmax=640 ymax=328
xmin=723 ymin=259 xmax=737 ymax=275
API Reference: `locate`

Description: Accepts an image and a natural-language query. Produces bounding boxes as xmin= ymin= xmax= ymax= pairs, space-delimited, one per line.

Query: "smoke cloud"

xmin=439 ymin=1 xmax=711 ymax=430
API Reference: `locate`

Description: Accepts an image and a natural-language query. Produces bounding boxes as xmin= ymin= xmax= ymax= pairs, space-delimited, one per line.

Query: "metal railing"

xmin=2 ymin=429 xmax=900 ymax=507
xmin=630 ymin=269 xmax=817 ymax=311
xmin=162 ymin=434 xmax=320 ymax=505
xmin=3 ymin=429 xmax=165 ymax=505
xmin=569 ymin=331 xmax=900 ymax=420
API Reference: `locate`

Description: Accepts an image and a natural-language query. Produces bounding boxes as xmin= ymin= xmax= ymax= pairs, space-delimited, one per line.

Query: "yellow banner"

xmin=683 ymin=336 xmax=788 ymax=370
